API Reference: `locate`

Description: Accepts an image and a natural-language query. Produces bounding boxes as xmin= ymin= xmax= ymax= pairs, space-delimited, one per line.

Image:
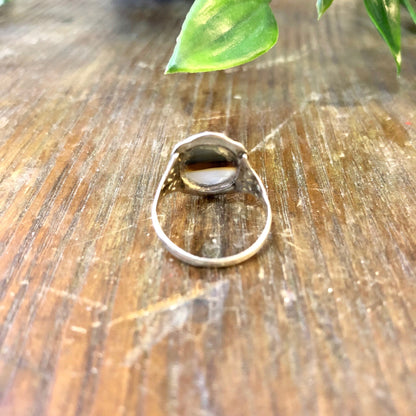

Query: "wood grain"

xmin=1 ymin=0 xmax=416 ymax=415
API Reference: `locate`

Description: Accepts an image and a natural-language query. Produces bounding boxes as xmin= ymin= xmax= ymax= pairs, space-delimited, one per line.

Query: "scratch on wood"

xmin=71 ymin=225 xmax=135 ymax=246
xmin=108 ymin=280 xmax=229 ymax=329
xmin=122 ymin=280 xmax=230 ymax=366
xmin=47 ymin=287 xmax=108 ymax=311
xmin=225 ymin=45 xmax=310 ymax=73
xmin=249 ymin=93 xmax=328 ymax=153
xmin=70 ymin=325 xmax=88 ymax=334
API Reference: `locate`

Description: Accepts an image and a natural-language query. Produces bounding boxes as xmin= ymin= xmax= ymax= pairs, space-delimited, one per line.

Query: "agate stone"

xmin=180 ymin=145 xmax=238 ymax=192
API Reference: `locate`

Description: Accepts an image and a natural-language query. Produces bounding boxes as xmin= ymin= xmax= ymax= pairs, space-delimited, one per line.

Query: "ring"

xmin=151 ymin=131 xmax=272 ymax=267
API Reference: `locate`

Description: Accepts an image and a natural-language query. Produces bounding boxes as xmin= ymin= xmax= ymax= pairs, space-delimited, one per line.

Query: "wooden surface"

xmin=1 ymin=0 xmax=416 ymax=415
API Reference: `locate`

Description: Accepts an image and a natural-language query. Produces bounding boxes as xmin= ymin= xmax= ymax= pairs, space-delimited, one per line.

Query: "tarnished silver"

xmin=151 ymin=132 xmax=272 ymax=267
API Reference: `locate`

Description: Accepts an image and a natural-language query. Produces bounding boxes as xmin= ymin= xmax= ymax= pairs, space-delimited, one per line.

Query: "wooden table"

xmin=1 ymin=0 xmax=416 ymax=414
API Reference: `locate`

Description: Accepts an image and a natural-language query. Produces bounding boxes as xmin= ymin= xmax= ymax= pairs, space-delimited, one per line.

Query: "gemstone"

xmin=180 ymin=145 xmax=238 ymax=190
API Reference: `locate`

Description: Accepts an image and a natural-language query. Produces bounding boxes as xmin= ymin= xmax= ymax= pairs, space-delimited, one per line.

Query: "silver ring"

xmin=151 ymin=132 xmax=272 ymax=267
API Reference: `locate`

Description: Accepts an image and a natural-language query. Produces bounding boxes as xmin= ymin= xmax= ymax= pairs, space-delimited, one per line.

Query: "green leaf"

xmin=363 ymin=0 xmax=402 ymax=73
xmin=316 ymin=0 xmax=335 ymax=20
xmin=165 ymin=0 xmax=278 ymax=73
xmin=401 ymin=0 xmax=416 ymax=24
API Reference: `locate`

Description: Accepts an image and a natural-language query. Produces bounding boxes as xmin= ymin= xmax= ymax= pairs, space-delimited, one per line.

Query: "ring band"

xmin=151 ymin=132 xmax=272 ymax=267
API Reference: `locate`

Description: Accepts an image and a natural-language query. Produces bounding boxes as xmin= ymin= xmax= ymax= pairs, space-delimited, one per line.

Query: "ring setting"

xmin=151 ymin=132 xmax=272 ymax=267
